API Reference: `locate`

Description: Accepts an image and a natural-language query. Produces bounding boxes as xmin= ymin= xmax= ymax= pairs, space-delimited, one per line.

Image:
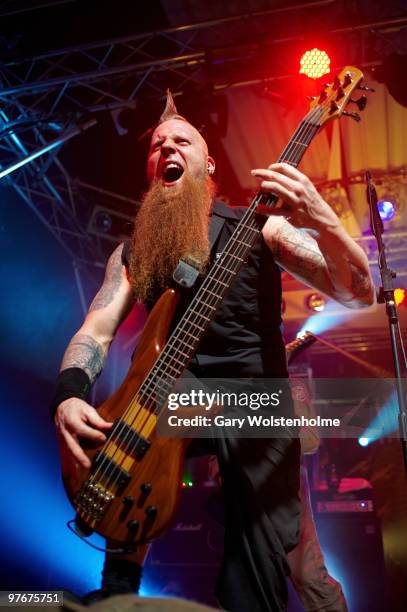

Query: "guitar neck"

xmin=138 ymin=108 xmax=323 ymax=407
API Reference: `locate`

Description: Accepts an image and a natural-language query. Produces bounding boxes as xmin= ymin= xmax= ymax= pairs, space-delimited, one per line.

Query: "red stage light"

xmin=299 ymin=48 xmax=331 ymax=79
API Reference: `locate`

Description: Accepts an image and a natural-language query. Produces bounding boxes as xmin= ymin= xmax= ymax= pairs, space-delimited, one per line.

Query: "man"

xmin=52 ymin=93 xmax=374 ymax=611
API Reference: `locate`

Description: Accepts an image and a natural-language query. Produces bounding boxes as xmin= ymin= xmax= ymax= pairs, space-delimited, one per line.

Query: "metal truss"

xmin=0 ymin=111 xmax=110 ymax=266
xmin=0 ymin=1 xmax=76 ymax=18
xmin=1 ymin=8 xmax=405 ymax=119
xmin=0 ymin=4 xmax=406 ymax=279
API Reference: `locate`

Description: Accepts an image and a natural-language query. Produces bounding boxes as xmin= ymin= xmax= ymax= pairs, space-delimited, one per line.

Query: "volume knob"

xmin=145 ymin=505 xmax=157 ymax=519
xmin=123 ymin=496 xmax=134 ymax=507
xmin=127 ymin=519 xmax=139 ymax=531
xmin=140 ymin=482 xmax=152 ymax=494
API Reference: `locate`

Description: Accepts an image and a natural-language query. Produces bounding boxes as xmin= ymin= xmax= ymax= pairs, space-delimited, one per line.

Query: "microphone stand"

xmin=366 ymin=171 xmax=407 ymax=476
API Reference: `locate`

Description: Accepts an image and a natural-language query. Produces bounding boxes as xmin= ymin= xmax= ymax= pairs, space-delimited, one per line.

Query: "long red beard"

xmin=129 ymin=173 xmax=216 ymax=303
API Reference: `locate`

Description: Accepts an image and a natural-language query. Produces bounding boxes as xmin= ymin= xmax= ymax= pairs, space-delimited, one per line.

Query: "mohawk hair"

xmin=158 ymin=89 xmax=188 ymax=124
xmin=137 ymin=89 xmax=192 ymax=143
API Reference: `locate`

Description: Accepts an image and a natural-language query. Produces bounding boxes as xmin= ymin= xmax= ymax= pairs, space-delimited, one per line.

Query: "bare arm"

xmin=252 ymin=162 xmax=375 ymax=309
xmin=60 ymin=243 xmax=134 ymax=380
xmin=55 ymin=243 xmax=134 ymax=467
xmin=263 ymin=216 xmax=374 ymax=308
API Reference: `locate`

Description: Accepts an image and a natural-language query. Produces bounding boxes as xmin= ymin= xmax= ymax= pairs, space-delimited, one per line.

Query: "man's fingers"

xmin=254 ymin=179 xmax=298 ymax=205
xmin=267 ymin=162 xmax=305 ymax=181
xmin=55 ymin=400 xmax=111 ymax=468
xmin=251 ymin=168 xmax=299 ymax=193
xmin=62 ymin=429 xmax=91 ymax=468
xmin=75 ymin=421 xmax=108 ymax=441
xmin=86 ymin=409 xmax=113 ymax=430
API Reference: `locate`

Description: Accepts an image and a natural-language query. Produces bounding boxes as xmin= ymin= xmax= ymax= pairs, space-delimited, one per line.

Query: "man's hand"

xmin=251 ymin=162 xmax=340 ymax=231
xmin=256 ymin=163 xmax=375 ymax=308
xmin=55 ymin=398 xmax=113 ymax=468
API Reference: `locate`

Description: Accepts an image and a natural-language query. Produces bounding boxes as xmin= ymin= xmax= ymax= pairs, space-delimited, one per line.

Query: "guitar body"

xmin=60 ymin=288 xmax=190 ymax=546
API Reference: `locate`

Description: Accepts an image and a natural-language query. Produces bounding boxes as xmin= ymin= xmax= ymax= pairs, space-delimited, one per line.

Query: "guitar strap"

xmin=172 ymin=213 xmax=225 ymax=290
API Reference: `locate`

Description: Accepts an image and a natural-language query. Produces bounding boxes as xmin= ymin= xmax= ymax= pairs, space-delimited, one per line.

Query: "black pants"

xmin=182 ymin=366 xmax=301 ymax=612
xmin=187 ymin=434 xmax=300 ymax=612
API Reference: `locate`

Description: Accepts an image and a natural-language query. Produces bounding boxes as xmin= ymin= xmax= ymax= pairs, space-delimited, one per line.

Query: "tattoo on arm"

xmin=270 ymin=220 xmax=373 ymax=305
xmin=271 ymin=223 xmax=325 ymax=274
xmin=349 ymin=263 xmax=374 ymax=301
xmin=89 ymin=244 xmax=124 ymax=312
xmin=61 ymin=334 xmax=107 ymax=383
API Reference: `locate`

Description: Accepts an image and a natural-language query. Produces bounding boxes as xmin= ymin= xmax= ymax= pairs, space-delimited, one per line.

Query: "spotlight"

xmin=377 ymin=199 xmax=396 ymax=222
xmin=394 ymin=288 xmax=407 ymax=307
xmin=93 ymin=211 xmax=112 ymax=233
xmin=360 ymin=390 xmax=398 ymax=444
xmin=305 ymin=293 xmax=326 ymax=312
xmin=296 ymin=330 xmax=308 ymax=340
xmin=299 ymin=48 xmax=330 ymax=80
xmin=358 ymin=437 xmax=370 ymax=447
xmin=87 ymin=205 xmax=135 ymax=241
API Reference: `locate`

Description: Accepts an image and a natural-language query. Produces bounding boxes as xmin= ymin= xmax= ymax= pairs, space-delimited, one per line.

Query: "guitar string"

xmin=85 ymin=105 xmax=324 ymax=501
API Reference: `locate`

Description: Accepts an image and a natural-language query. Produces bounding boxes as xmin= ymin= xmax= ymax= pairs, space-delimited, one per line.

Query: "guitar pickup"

xmin=113 ymin=420 xmax=151 ymax=459
xmin=93 ymin=452 xmax=131 ymax=489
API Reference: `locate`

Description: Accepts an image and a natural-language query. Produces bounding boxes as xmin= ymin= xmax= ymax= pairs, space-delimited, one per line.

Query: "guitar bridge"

xmin=75 ymin=453 xmax=132 ymax=521
xmin=75 ymin=480 xmax=115 ymax=521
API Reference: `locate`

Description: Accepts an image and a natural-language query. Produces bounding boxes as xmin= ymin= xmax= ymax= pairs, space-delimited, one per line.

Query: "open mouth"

xmin=162 ymin=163 xmax=184 ymax=184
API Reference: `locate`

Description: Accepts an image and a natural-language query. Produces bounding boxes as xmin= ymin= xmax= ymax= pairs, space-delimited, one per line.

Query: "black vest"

xmin=122 ymin=201 xmax=287 ymax=378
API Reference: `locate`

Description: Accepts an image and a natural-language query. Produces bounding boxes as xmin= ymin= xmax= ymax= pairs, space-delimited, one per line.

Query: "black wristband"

xmin=49 ymin=367 xmax=91 ymax=421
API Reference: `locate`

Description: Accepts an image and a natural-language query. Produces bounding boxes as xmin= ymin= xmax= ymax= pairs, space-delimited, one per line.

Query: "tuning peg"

xmin=349 ymin=95 xmax=368 ymax=111
xmin=306 ymin=95 xmax=317 ymax=101
xmin=336 ymin=87 xmax=345 ymax=100
xmin=342 ymin=110 xmax=361 ymax=122
xmin=357 ymin=83 xmax=375 ymax=92
xmin=343 ymin=73 xmax=353 ymax=86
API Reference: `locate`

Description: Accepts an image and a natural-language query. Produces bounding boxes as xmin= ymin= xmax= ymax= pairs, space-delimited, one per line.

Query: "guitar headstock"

xmin=308 ymin=66 xmax=373 ymax=127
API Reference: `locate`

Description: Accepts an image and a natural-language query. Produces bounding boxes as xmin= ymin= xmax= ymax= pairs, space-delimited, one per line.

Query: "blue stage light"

xmin=358 ymin=437 xmax=370 ymax=447
xmin=297 ymin=311 xmax=350 ymax=337
xmin=0 ymin=391 xmax=104 ymax=595
xmin=296 ymin=330 xmax=308 ymax=339
xmin=322 ymin=551 xmax=350 ymax=610
xmin=359 ymin=390 xmax=398 ymax=444
xmin=378 ymin=200 xmax=396 ymax=221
